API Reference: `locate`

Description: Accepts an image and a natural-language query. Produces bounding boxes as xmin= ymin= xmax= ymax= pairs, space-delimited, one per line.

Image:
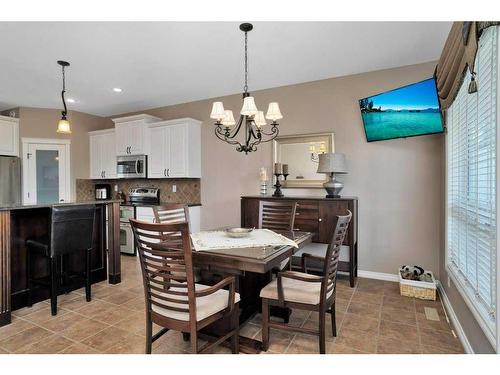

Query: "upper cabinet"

xmin=148 ymin=118 xmax=201 ymax=178
xmin=112 ymin=114 xmax=162 ymax=156
xmin=89 ymin=129 xmax=117 ymax=179
xmin=0 ymin=115 xmax=19 ymax=156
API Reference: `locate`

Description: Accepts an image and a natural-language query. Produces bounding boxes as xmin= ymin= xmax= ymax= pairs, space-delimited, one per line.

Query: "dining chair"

xmin=259 ymin=210 xmax=352 ymax=354
xmin=130 ymin=219 xmax=240 ymax=354
xmin=258 ymin=200 xmax=297 ymax=271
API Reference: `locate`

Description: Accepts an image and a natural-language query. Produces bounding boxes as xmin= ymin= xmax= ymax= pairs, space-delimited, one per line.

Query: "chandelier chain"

xmin=244 ymin=31 xmax=248 ymax=93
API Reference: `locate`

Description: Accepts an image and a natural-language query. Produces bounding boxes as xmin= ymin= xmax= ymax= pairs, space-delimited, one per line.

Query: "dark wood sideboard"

xmin=241 ymin=196 xmax=358 ymax=287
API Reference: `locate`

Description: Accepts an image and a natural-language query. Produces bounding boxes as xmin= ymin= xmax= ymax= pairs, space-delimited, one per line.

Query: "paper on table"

xmin=190 ymin=228 xmax=299 ymax=252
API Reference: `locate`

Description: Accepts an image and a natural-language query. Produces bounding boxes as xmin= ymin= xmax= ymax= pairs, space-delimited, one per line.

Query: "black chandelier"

xmin=210 ymin=23 xmax=283 ymax=154
xmin=56 ymin=60 xmax=71 ymax=134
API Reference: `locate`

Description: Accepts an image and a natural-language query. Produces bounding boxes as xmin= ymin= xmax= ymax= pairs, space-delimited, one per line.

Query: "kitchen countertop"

xmin=0 ymin=199 xmax=122 ymax=211
xmin=120 ymin=202 xmax=202 ymax=207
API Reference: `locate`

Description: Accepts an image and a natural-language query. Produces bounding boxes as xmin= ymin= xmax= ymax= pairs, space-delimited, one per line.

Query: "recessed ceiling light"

xmin=67 ymin=98 xmax=76 ymax=103
xmin=113 ymin=88 xmax=123 ymax=93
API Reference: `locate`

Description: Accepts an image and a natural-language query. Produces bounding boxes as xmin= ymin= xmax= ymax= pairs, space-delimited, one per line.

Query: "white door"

xmin=149 ymin=126 xmax=166 ymax=178
xmin=23 ymin=141 xmax=70 ymax=204
xmin=168 ymin=124 xmax=187 ymax=177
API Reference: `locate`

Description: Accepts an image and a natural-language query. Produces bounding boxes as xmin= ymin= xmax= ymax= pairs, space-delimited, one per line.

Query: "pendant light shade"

xmin=241 ymin=96 xmax=258 ymax=116
xmin=57 ymin=60 xmax=71 ymax=134
xmin=210 ymin=102 xmax=226 ymax=120
xmin=221 ymin=110 xmax=236 ymax=127
xmin=57 ymin=118 xmax=71 ymax=134
xmin=254 ymin=111 xmax=267 ymax=128
xmin=266 ymin=102 xmax=283 ymax=121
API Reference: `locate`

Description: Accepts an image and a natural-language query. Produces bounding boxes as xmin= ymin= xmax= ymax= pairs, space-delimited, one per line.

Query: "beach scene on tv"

xmin=359 ymin=78 xmax=443 ymax=142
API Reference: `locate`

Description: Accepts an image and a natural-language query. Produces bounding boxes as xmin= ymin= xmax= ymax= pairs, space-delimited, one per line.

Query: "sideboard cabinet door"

xmin=318 ymin=201 xmax=349 ymax=243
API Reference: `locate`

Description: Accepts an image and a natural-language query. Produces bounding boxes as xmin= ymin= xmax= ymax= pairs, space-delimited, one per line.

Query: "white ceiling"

xmin=0 ymin=22 xmax=451 ymax=117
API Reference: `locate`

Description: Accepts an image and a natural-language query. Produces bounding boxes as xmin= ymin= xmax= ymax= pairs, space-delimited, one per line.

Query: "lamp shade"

xmin=221 ymin=110 xmax=236 ymax=127
xmin=317 ymin=153 xmax=347 ymax=174
xmin=241 ymin=96 xmax=258 ymax=116
xmin=266 ymin=102 xmax=283 ymax=121
xmin=210 ymin=102 xmax=225 ymax=120
xmin=56 ymin=119 xmax=71 ymax=134
xmin=254 ymin=111 xmax=267 ymax=128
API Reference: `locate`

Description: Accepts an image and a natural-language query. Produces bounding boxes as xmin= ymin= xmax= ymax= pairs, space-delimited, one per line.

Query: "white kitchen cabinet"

xmin=0 ymin=115 xmax=19 ymax=156
xmin=112 ymin=114 xmax=162 ymax=156
xmin=136 ymin=205 xmax=200 ymax=233
xmin=88 ymin=129 xmax=117 ymax=179
xmin=148 ymin=118 xmax=201 ymax=178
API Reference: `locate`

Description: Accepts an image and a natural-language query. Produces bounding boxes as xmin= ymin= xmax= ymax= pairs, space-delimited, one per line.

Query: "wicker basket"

xmin=398 ymin=269 xmax=436 ymax=300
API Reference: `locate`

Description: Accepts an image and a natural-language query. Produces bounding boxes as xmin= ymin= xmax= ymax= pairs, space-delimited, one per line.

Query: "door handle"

xmin=60 ymin=199 xmax=65 ymax=202
xmin=167 ymin=168 xmax=170 ymax=177
xmin=103 ymin=171 xmax=106 ymax=178
xmin=164 ymin=168 xmax=167 ymax=177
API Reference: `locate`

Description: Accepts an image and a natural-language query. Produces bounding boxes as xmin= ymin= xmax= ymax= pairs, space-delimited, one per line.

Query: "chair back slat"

xmin=130 ymin=219 xmax=196 ymax=323
xmin=321 ymin=210 xmax=352 ymax=302
xmin=258 ymin=201 xmax=297 ymax=232
xmin=153 ymin=204 xmax=190 ymax=225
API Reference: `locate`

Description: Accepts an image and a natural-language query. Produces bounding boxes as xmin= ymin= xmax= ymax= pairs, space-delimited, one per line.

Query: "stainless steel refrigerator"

xmin=0 ymin=156 xmax=21 ymax=206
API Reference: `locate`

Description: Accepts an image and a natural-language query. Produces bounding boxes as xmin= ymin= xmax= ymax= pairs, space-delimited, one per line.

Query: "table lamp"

xmin=317 ymin=153 xmax=347 ymax=198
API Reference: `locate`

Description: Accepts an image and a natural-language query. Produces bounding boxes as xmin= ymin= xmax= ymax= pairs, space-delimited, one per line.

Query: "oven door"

xmin=120 ymin=223 xmax=135 ymax=255
xmin=116 ymin=155 xmax=147 ymax=179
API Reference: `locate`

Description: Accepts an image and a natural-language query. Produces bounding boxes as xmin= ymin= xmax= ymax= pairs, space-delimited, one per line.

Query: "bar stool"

xmin=26 ymin=204 xmax=96 ymax=315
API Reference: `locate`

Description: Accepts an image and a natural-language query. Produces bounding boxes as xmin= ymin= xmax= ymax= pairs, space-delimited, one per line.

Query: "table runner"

xmin=190 ymin=229 xmax=299 ymax=252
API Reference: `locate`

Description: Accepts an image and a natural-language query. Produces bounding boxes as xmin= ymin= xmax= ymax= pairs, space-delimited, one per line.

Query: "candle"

xmin=282 ymin=164 xmax=289 ymax=175
xmin=259 ymin=167 xmax=268 ymax=182
xmin=274 ymin=163 xmax=282 ymax=174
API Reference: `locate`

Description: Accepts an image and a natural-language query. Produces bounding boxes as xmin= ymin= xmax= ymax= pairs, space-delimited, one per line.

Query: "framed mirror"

xmin=272 ymin=133 xmax=335 ymax=188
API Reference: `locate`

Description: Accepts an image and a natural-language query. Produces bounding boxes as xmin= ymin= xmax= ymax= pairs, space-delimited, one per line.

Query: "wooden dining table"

xmin=192 ymin=230 xmax=313 ymax=353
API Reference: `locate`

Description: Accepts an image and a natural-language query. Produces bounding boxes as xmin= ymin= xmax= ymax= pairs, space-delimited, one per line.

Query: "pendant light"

xmin=56 ymin=60 xmax=71 ymax=134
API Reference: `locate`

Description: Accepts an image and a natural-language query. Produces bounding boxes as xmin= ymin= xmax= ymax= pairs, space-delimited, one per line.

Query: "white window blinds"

xmin=447 ymin=26 xmax=497 ymax=332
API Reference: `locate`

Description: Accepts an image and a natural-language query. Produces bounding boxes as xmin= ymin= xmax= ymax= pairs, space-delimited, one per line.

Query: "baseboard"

xmin=357 ymin=270 xmax=399 ymax=282
xmin=436 ymin=281 xmax=474 ymax=354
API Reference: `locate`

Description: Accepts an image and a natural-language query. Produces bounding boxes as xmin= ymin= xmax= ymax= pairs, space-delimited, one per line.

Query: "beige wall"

xmin=15 ymin=107 xmax=108 ymax=198
xmin=106 ymin=61 xmax=443 ymax=275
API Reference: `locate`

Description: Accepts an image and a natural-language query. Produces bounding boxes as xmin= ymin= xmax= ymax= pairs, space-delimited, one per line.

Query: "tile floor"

xmin=0 ymin=256 xmax=464 ymax=354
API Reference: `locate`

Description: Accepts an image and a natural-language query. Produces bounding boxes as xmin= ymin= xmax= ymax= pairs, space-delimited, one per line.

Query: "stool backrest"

xmin=50 ymin=205 xmax=96 ymax=256
xmin=322 ymin=210 xmax=352 ymax=301
xmin=129 ymin=219 xmax=196 ymax=322
xmin=258 ymin=200 xmax=297 ymax=232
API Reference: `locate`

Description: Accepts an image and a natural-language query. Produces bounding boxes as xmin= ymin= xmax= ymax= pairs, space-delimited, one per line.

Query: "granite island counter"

xmin=0 ymin=199 xmax=122 ymax=327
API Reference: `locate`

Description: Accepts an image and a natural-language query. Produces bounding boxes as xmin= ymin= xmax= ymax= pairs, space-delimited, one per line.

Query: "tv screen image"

xmin=359 ymin=78 xmax=444 ymax=142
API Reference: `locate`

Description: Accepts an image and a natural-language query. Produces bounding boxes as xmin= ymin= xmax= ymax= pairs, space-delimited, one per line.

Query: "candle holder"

xmin=260 ymin=181 xmax=268 ymax=195
xmin=273 ymin=173 xmax=284 ymax=197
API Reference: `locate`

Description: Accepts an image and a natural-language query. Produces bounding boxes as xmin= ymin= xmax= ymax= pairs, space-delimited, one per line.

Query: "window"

xmin=446 ymin=26 xmax=498 ymax=345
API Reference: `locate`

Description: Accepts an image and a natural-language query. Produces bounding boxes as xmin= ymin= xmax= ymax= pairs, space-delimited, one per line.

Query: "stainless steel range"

xmin=119 ymin=187 xmax=160 ymax=255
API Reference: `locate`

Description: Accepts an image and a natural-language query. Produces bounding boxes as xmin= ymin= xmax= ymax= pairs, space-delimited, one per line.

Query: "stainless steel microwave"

xmin=116 ymin=155 xmax=147 ymax=179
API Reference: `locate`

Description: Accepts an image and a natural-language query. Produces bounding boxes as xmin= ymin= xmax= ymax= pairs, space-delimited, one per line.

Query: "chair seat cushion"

xmin=260 ymin=272 xmax=332 ymax=305
xmin=151 ymin=283 xmax=240 ymax=322
xmin=26 ymin=236 xmax=50 ymax=257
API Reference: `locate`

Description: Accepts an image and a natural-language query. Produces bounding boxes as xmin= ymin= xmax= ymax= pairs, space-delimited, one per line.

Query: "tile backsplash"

xmin=76 ymin=178 xmax=201 ymax=204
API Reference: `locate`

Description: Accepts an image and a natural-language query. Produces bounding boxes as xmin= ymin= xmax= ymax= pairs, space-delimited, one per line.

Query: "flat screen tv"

xmin=359 ymin=78 xmax=444 ymax=142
